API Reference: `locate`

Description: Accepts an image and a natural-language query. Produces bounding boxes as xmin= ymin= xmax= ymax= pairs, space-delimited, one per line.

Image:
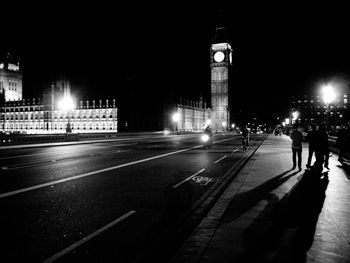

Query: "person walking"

xmin=315 ymin=123 xmax=330 ymax=170
xmin=242 ymin=126 xmax=249 ymax=146
xmin=306 ymin=124 xmax=318 ymax=168
xmin=290 ymin=123 xmax=303 ymax=171
xmin=336 ymin=124 xmax=347 ymax=164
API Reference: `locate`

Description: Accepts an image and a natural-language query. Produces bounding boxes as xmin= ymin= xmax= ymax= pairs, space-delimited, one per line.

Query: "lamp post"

xmin=292 ymin=111 xmax=299 ymax=125
xmin=172 ymin=112 xmax=180 ymax=133
xmin=59 ymin=95 xmax=75 ymax=133
xmin=222 ymin=121 xmax=227 ymax=132
xmin=321 ymin=83 xmax=336 ymax=128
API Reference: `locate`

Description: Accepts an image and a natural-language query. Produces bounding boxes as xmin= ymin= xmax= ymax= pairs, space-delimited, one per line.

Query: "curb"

xmin=169 ymin=135 xmax=303 ymax=263
xmin=134 ymin=136 xmax=267 ymax=263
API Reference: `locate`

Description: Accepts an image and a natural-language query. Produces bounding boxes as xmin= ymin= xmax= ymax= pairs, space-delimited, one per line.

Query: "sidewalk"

xmin=171 ymin=134 xmax=350 ymax=263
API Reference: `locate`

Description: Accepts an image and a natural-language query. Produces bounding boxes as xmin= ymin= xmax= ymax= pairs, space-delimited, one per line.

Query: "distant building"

xmin=165 ymin=26 xmax=232 ymax=132
xmin=0 ymin=53 xmax=22 ymax=101
xmin=290 ymin=93 xmax=349 ymax=127
xmin=168 ymin=97 xmax=210 ymax=132
xmin=210 ymin=27 xmax=232 ymax=132
xmin=0 ymin=53 xmax=118 ymax=134
xmin=1 ymin=80 xmax=118 ymax=134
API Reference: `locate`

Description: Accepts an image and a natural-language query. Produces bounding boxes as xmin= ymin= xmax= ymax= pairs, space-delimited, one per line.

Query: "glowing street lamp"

xmin=292 ymin=111 xmax=299 ymax=124
xmin=321 ymin=84 xmax=336 ymax=104
xmin=205 ymin=119 xmax=212 ymax=126
xmin=172 ymin=112 xmax=180 ymax=132
xmin=321 ymin=83 xmax=336 ymax=127
xmin=231 ymin=123 xmax=235 ymax=128
xmin=59 ymin=95 xmax=75 ymax=133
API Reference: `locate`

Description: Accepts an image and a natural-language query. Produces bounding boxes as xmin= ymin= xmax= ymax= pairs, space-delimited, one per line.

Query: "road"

xmin=0 ymin=132 xmax=265 ymax=262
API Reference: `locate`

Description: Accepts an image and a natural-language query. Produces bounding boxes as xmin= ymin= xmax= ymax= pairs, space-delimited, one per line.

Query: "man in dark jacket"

xmin=290 ymin=124 xmax=303 ymax=170
xmin=336 ymin=124 xmax=347 ymax=164
xmin=306 ymin=124 xmax=318 ymax=168
xmin=315 ymin=123 xmax=330 ymax=170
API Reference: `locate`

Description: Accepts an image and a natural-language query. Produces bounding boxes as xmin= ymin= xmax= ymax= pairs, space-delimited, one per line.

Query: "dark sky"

xmin=3 ymin=3 xmax=350 ymax=127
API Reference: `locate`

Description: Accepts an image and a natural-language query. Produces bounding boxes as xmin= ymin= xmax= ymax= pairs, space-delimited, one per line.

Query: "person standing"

xmin=336 ymin=124 xmax=347 ymax=164
xmin=306 ymin=124 xmax=318 ymax=168
xmin=315 ymin=123 xmax=330 ymax=170
xmin=290 ymin=123 xmax=303 ymax=170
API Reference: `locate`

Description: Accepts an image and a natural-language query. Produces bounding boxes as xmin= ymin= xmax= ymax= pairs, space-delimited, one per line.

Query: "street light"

xmin=292 ymin=111 xmax=299 ymax=124
xmin=59 ymin=95 xmax=75 ymax=133
xmin=321 ymin=83 xmax=336 ymax=127
xmin=172 ymin=112 xmax=180 ymax=133
xmin=205 ymin=119 xmax=212 ymax=126
xmin=222 ymin=121 xmax=227 ymax=132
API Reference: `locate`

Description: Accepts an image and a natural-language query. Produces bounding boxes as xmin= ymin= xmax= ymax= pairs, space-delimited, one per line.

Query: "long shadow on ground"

xmin=226 ymin=168 xmax=329 ymax=263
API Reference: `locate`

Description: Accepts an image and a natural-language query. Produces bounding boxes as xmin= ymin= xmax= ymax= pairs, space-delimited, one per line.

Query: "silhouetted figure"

xmin=290 ymin=124 xmax=303 ymax=170
xmin=204 ymin=125 xmax=213 ymax=138
xmin=306 ymin=124 xmax=318 ymax=168
xmin=242 ymin=126 xmax=249 ymax=146
xmin=314 ymin=123 xmax=329 ymax=171
xmin=336 ymin=123 xmax=348 ymax=164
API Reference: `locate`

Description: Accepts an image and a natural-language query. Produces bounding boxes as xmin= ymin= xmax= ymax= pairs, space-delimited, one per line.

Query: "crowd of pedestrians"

xmin=289 ymin=122 xmax=350 ymax=172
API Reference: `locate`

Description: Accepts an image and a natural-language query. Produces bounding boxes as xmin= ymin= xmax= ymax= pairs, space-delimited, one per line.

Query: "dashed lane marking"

xmin=214 ymin=155 xmax=227 ymax=164
xmin=42 ymin=210 xmax=136 ymax=263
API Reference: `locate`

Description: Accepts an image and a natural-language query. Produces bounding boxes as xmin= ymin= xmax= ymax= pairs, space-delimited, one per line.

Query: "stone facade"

xmin=1 ymin=98 xmax=117 ymax=134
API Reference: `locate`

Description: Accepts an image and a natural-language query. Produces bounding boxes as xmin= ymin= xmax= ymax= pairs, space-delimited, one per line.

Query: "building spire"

xmin=211 ymin=9 xmax=229 ymax=44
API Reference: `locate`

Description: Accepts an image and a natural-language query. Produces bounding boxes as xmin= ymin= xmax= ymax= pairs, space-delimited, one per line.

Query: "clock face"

xmin=214 ymin=51 xmax=225 ymax=62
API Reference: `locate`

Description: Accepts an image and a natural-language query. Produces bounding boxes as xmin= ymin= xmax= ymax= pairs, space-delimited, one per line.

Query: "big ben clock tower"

xmin=210 ymin=27 xmax=232 ymax=131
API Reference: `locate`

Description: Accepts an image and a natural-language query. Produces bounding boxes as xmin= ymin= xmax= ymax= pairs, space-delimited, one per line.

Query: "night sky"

xmin=2 ymin=3 xmax=350 ymax=130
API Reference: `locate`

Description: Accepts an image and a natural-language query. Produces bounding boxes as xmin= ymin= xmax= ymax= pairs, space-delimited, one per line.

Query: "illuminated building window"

xmin=345 ymin=99 xmax=348 ymax=104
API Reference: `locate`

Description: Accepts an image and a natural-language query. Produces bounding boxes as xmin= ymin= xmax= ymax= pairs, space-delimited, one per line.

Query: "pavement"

xmin=170 ymin=134 xmax=350 ymax=263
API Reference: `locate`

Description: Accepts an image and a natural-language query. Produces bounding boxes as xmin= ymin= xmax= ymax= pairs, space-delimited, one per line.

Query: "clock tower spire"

xmin=210 ymin=26 xmax=232 ymax=131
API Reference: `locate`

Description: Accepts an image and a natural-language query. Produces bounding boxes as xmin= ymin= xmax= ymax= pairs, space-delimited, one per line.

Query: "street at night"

xmin=2 ymin=3 xmax=350 ymax=262
xmin=0 ymin=133 xmax=265 ymax=262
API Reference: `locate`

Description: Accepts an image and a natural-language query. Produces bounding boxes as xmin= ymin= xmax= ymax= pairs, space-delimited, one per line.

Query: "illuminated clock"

xmin=229 ymin=52 xmax=232 ymax=64
xmin=214 ymin=51 xmax=225 ymax=62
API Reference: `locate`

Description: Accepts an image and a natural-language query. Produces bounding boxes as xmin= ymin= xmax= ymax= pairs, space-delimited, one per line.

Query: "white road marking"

xmin=214 ymin=155 xmax=227 ymax=164
xmin=42 ymin=210 xmax=136 ymax=263
xmin=0 ymin=145 xmax=202 ymax=198
xmin=0 ymin=144 xmax=135 ymax=160
xmin=2 ymin=150 xmax=132 ymax=171
xmin=0 ymin=137 xmax=235 ymax=198
xmin=172 ymin=168 xmax=206 ymax=188
xmin=232 ymin=148 xmax=239 ymax=153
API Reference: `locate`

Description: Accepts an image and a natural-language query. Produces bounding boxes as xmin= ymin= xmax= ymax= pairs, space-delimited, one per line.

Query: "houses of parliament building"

xmin=0 ymin=54 xmax=118 ymax=134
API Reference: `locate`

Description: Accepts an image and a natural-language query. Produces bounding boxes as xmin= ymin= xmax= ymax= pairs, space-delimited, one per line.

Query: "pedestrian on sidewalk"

xmin=290 ymin=123 xmax=303 ymax=170
xmin=336 ymin=123 xmax=348 ymax=164
xmin=306 ymin=123 xmax=318 ymax=168
xmin=314 ymin=123 xmax=330 ymax=171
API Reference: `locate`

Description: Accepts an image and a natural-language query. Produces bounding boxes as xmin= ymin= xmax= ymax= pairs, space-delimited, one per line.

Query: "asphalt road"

xmin=0 ymin=133 xmax=265 ymax=262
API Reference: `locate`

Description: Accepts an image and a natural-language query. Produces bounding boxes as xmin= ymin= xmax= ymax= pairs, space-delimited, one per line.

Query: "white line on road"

xmin=214 ymin=155 xmax=227 ymax=164
xmin=232 ymin=148 xmax=239 ymax=153
xmin=42 ymin=210 xmax=136 ymax=263
xmin=0 ymin=145 xmax=135 ymax=160
xmin=172 ymin=168 xmax=206 ymax=188
xmin=0 ymin=138 xmax=235 ymax=198
xmin=2 ymin=150 xmax=132 ymax=171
